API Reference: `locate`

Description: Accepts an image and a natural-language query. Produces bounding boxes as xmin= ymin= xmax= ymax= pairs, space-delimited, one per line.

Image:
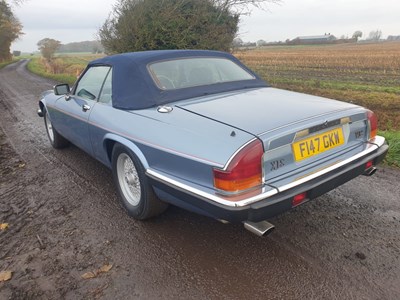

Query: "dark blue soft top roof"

xmin=88 ymin=50 xmax=268 ymax=110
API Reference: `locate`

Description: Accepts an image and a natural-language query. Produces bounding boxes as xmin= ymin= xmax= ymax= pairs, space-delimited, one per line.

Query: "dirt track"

xmin=0 ymin=60 xmax=400 ymax=299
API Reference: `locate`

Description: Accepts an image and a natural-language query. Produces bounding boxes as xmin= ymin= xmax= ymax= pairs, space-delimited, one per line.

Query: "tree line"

xmin=1 ymin=0 xmax=281 ymax=62
xmin=1 ymin=0 xmax=397 ymax=64
xmin=0 ymin=0 xmax=22 ymax=62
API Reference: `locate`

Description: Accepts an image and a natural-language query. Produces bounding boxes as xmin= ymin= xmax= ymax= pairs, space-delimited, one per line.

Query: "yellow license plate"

xmin=292 ymin=127 xmax=345 ymax=162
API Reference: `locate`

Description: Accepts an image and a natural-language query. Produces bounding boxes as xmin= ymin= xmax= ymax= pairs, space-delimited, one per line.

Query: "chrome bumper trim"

xmin=146 ymin=136 xmax=385 ymax=208
xmin=146 ymin=169 xmax=279 ymax=207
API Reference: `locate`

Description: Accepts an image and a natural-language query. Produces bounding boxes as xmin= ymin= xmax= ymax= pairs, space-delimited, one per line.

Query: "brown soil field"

xmin=236 ymin=42 xmax=400 ymax=131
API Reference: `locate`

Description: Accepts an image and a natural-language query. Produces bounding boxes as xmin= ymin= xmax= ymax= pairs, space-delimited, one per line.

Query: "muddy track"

xmin=0 ymin=60 xmax=399 ymax=299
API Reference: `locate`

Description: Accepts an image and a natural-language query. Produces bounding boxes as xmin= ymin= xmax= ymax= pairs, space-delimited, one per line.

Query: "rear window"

xmin=148 ymin=57 xmax=255 ymax=90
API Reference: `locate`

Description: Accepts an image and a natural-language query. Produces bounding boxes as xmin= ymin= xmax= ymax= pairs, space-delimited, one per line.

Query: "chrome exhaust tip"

xmin=363 ymin=167 xmax=377 ymax=176
xmin=243 ymin=220 xmax=275 ymax=237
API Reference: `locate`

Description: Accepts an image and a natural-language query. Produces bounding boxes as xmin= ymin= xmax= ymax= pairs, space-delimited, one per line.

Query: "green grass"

xmin=379 ymin=131 xmax=400 ymax=167
xmin=267 ymin=77 xmax=400 ymax=95
xmin=27 ymin=57 xmax=77 ymax=85
xmin=26 ymin=55 xmax=101 ymax=86
xmin=0 ymin=59 xmax=18 ymax=69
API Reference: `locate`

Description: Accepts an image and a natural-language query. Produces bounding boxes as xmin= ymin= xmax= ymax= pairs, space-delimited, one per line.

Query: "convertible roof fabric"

xmin=88 ymin=50 xmax=268 ymax=110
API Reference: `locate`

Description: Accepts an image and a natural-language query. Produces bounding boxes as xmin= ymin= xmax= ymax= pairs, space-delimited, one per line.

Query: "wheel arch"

xmin=103 ymin=133 xmax=149 ymax=169
xmin=39 ymin=100 xmax=45 ymax=112
xmin=38 ymin=99 xmax=47 ymax=118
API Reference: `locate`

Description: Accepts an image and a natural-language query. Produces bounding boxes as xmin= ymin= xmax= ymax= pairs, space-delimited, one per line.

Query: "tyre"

xmin=112 ymin=144 xmax=168 ymax=220
xmin=44 ymin=110 xmax=69 ymax=149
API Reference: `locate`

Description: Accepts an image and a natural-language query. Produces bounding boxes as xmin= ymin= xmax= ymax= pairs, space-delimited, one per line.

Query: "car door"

xmin=53 ymin=65 xmax=111 ymax=155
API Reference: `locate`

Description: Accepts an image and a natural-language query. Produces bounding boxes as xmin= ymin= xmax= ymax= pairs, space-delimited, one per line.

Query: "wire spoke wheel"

xmin=43 ymin=108 xmax=69 ymax=149
xmin=112 ymin=144 xmax=168 ymax=220
xmin=117 ymin=153 xmax=141 ymax=206
xmin=45 ymin=111 xmax=55 ymax=143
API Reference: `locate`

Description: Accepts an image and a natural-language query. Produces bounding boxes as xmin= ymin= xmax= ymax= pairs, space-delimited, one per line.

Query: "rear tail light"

xmin=213 ymin=140 xmax=263 ymax=193
xmin=367 ymin=110 xmax=378 ymax=140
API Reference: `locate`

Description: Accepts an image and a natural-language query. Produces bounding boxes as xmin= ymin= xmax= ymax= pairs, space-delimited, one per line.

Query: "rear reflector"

xmin=292 ymin=192 xmax=307 ymax=207
xmin=365 ymin=160 xmax=374 ymax=169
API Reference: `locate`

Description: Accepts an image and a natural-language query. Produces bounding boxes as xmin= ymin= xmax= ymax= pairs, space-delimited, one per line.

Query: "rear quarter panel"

xmin=88 ymin=104 xmax=256 ymax=189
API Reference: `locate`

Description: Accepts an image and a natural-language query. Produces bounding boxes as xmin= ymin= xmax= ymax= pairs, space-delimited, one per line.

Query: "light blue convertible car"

xmin=38 ymin=50 xmax=388 ymax=236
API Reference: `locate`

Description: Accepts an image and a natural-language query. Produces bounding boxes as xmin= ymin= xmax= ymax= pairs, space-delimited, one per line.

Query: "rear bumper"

xmin=147 ymin=137 xmax=388 ymax=223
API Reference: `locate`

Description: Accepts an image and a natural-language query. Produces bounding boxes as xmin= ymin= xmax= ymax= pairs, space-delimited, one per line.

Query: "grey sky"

xmin=11 ymin=0 xmax=400 ymax=52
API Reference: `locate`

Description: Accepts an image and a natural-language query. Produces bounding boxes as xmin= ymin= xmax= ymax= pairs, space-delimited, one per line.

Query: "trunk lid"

xmin=177 ymin=87 xmax=370 ymax=183
xmin=176 ymin=87 xmax=359 ymax=136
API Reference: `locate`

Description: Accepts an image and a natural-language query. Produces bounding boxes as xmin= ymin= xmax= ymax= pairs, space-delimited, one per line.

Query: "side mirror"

xmin=54 ymin=83 xmax=70 ymax=95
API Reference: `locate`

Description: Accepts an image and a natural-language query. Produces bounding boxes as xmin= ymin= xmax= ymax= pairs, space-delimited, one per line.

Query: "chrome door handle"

xmin=82 ymin=104 xmax=91 ymax=112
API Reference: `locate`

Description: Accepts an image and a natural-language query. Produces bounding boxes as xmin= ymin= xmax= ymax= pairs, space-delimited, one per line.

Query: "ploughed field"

xmin=28 ymin=43 xmax=400 ymax=131
xmin=236 ymin=42 xmax=400 ymax=131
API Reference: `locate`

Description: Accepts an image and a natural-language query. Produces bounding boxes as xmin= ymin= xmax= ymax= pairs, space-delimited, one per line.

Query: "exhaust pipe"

xmin=243 ymin=220 xmax=275 ymax=237
xmin=363 ymin=167 xmax=377 ymax=176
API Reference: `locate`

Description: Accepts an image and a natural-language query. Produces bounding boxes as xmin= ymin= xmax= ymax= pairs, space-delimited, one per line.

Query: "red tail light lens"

xmin=213 ymin=140 xmax=263 ymax=193
xmin=367 ymin=110 xmax=378 ymax=140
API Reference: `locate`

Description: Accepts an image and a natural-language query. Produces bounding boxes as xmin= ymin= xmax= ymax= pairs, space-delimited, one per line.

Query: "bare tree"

xmin=5 ymin=0 xmax=26 ymax=5
xmin=352 ymin=30 xmax=362 ymax=41
xmin=256 ymin=39 xmax=267 ymax=46
xmin=231 ymin=37 xmax=244 ymax=50
xmin=37 ymin=38 xmax=61 ymax=60
xmin=232 ymin=37 xmax=243 ymax=46
xmin=368 ymin=30 xmax=382 ymax=41
xmin=213 ymin=0 xmax=281 ymax=14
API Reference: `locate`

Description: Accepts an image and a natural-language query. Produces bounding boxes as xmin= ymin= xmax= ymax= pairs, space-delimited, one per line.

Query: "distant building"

xmin=290 ymin=34 xmax=337 ymax=45
xmin=387 ymin=35 xmax=400 ymax=41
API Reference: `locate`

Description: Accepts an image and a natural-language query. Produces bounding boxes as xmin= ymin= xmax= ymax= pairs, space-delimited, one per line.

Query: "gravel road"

xmin=0 ymin=60 xmax=399 ymax=299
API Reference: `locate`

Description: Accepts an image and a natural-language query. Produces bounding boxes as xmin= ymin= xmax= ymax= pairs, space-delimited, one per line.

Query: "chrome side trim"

xmin=147 ymin=135 xmax=385 ymax=208
xmin=146 ymin=169 xmax=278 ymax=207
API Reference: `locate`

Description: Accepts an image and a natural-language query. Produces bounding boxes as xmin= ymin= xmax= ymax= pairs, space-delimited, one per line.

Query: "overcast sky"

xmin=11 ymin=0 xmax=400 ymax=52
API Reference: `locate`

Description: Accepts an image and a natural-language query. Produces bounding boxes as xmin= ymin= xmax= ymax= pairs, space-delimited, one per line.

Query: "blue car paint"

xmin=41 ymin=93 xmax=256 ymax=192
xmin=38 ymin=50 xmax=388 ymax=223
xmin=178 ymin=87 xmax=359 ymax=136
xmin=54 ymin=96 xmax=95 ymax=156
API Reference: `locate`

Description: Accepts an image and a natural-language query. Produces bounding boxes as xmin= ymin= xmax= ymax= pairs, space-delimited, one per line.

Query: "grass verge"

xmin=379 ymin=131 xmax=400 ymax=168
xmin=0 ymin=59 xmax=18 ymax=69
xmin=27 ymin=57 xmax=78 ymax=85
xmin=26 ymin=55 xmax=101 ymax=86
